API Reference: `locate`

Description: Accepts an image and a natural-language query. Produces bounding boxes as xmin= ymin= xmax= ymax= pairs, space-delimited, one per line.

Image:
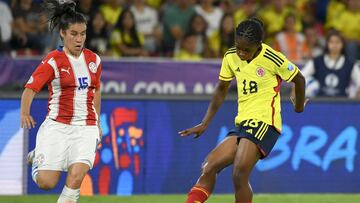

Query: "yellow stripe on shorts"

xmin=259 ymin=125 xmax=269 ymax=141
xmin=254 ymin=123 xmax=266 ymax=139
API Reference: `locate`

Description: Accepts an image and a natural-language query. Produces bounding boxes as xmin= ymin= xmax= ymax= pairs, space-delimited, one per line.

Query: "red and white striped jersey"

xmin=25 ymin=47 xmax=102 ymax=126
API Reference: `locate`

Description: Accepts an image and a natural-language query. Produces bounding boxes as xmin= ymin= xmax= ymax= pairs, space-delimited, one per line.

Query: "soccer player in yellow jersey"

xmin=179 ymin=18 xmax=307 ymax=203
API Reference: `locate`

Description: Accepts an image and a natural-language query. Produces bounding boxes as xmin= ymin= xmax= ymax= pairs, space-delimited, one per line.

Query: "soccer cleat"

xmin=27 ymin=150 xmax=35 ymax=165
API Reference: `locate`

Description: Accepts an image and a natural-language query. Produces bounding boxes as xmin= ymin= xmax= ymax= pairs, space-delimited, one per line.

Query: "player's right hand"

xmin=21 ymin=114 xmax=36 ymax=129
xmin=179 ymin=122 xmax=207 ymax=139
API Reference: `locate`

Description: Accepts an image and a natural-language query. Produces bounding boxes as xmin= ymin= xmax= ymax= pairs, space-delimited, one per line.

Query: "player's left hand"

xmin=290 ymin=96 xmax=309 ymax=112
xmin=179 ymin=122 xmax=207 ymax=139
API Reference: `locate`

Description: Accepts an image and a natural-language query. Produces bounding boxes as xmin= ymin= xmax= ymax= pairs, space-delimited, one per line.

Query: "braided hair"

xmin=42 ymin=0 xmax=87 ymax=32
xmin=235 ymin=18 xmax=264 ymax=45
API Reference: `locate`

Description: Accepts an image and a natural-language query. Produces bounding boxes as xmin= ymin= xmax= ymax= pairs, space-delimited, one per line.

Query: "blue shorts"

xmin=226 ymin=119 xmax=280 ymax=159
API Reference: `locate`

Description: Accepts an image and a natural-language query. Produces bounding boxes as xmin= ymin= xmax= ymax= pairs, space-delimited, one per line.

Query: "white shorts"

xmin=33 ymin=118 xmax=100 ymax=171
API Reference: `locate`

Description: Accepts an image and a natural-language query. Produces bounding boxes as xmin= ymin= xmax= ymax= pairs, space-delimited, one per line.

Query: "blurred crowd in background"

xmin=0 ymin=0 xmax=360 ymax=98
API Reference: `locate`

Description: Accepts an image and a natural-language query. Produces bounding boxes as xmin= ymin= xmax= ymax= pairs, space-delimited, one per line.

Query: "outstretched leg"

xmin=232 ymin=138 xmax=260 ymax=203
xmin=186 ymin=136 xmax=238 ymax=203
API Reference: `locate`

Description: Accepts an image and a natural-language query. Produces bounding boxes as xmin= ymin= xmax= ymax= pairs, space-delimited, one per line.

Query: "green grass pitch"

xmin=0 ymin=194 xmax=359 ymax=203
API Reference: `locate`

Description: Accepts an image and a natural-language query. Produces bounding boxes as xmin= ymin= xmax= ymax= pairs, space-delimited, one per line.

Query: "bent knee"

xmin=201 ymin=161 xmax=224 ymax=175
xmin=37 ymin=179 xmax=57 ymax=190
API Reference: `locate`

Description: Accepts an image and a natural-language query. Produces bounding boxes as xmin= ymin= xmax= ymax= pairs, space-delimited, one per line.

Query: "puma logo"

xmin=61 ymin=67 xmax=71 ymax=75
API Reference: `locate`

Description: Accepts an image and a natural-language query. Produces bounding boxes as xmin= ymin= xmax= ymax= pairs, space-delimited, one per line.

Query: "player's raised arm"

xmin=20 ymin=88 xmax=37 ymax=129
xmin=290 ymin=71 xmax=307 ymax=113
xmin=179 ymin=80 xmax=231 ymax=138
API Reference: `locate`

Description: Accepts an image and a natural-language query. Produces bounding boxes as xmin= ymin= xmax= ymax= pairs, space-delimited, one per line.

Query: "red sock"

xmin=186 ymin=186 xmax=210 ymax=203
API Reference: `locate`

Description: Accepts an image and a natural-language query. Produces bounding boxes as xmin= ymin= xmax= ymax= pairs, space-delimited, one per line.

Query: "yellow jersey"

xmin=100 ymin=5 xmax=122 ymax=26
xmin=334 ymin=10 xmax=360 ymax=40
xmin=219 ymin=43 xmax=299 ymax=132
xmin=110 ymin=29 xmax=145 ymax=57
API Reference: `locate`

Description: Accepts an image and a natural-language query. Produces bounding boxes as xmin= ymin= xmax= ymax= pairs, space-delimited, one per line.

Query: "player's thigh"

xmin=34 ymin=119 xmax=69 ymax=171
xmin=68 ymin=125 xmax=99 ymax=169
xmin=204 ymin=136 xmax=238 ymax=170
xmin=233 ymin=138 xmax=260 ymax=174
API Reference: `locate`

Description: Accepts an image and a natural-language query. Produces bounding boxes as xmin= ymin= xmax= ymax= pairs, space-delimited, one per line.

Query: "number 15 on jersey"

xmin=78 ymin=77 xmax=88 ymax=90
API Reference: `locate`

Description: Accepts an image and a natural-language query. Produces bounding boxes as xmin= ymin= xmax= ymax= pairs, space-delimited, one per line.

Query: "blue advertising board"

xmin=1 ymin=99 xmax=358 ymax=194
xmin=0 ymin=100 xmax=25 ymax=194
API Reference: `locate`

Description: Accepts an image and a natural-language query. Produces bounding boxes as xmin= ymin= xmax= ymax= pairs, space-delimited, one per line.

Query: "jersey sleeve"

xmin=275 ymin=57 xmax=300 ymax=82
xmin=24 ymin=58 xmax=55 ymax=93
xmin=219 ymin=56 xmax=235 ymax=81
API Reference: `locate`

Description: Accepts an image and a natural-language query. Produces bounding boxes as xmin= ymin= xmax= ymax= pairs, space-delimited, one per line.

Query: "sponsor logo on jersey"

xmin=61 ymin=67 xmax=71 ymax=75
xmin=256 ymin=67 xmax=265 ymax=77
xmin=89 ymin=62 xmax=97 ymax=73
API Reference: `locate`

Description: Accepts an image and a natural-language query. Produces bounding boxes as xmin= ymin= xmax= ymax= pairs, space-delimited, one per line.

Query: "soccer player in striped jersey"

xmin=20 ymin=1 xmax=102 ymax=202
xmin=179 ymin=18 xmax=307 ymax=203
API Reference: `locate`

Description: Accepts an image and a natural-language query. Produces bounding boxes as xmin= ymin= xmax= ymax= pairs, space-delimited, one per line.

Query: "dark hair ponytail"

xmin=42 ymin=0 xmax=87 ymax=32
xmin=235 ymin=17 xmax=264 ymax=44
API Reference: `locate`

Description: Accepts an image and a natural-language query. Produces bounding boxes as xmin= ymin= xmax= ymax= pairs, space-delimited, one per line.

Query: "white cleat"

xmin=27 ymin=150 xmax=35 ymax=165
